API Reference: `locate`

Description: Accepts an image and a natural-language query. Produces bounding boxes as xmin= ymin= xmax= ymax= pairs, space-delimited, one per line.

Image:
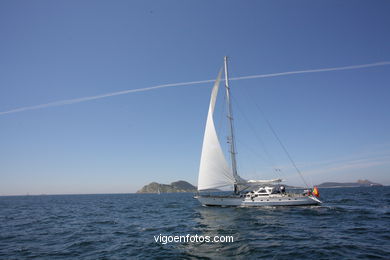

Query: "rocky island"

xmin=136 ymin=180 xmax=197 ymax=193
xmin=317 ymin=179 xmax=383 ymax=188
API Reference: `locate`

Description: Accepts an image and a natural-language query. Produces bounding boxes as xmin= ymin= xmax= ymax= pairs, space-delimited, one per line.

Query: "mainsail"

xmin=197 ymin=70 xmax=236 ymax=190
xmin=195 ymin=57 xmax=321 ymax=207
xmin=197 ymin=60 xmax=281 ymax=192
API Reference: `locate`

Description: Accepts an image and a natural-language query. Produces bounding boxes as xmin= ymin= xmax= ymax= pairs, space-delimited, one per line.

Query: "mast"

xmin=224 ymin=56 xmax=239 ymax=194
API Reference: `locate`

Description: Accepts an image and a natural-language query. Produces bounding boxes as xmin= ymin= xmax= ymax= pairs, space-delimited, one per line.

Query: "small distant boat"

xmin=157 ymin=187 xmax=161 ymax=195
xmin=194 ymin=57 xmax=322 ymax=207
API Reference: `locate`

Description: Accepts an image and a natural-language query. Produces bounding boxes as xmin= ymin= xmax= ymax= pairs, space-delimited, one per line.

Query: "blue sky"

xmin=1 ymin=1 xmax=389 ymax=195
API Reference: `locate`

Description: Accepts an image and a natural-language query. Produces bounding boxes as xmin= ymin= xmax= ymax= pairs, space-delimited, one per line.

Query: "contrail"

xmin=230 ymin=61 xmax=390 ymax=81
xmin=0 ymin=79 xmax=216 ymax=116
xmin=1 ymin=61 xmax=389 ymax=116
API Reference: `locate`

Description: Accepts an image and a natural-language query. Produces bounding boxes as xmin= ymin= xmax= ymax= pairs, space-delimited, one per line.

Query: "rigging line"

xmin=1 ymin=60 xmax=389 ymax=116
xmin=218 ymin=160 xmax=237 ymax=181
xmin=234 ymin=137 xmax=275 ymax=179
xmin=238 ymin=89 xmax=285 ymax=178
xmin=251 ymin=100 xmax=310 ymax=189
xmin=230 ymin=94 xmax=280 ymax=175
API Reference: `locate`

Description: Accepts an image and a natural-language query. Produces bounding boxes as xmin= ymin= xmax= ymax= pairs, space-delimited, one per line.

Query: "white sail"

xmin=198 ymin=69 xmax=236 ymax=191
xmin=195 ymin=57 xmax=322 ymax=207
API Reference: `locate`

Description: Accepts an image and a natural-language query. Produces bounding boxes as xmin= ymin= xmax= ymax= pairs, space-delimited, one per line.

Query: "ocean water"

xmin=0 ymin=187 xmax=389 ymax=259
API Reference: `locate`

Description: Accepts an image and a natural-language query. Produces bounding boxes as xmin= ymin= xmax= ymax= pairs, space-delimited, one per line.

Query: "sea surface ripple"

xmin=0 ymin=186 xmax=389 ymax=259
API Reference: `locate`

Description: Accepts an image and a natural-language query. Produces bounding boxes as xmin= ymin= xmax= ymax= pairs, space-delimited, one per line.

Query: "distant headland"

xmin=136 ymin=180 xmax=197 ymax=193
xmin=136 ymin=179 xmax=383 ymax=193
xmin=317 ymin=179 xmax=383 ymax=188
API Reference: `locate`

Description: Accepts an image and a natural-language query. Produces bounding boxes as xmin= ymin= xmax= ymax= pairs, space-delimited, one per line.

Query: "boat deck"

xmin=196 ymin=192 xmax=308 ymax=199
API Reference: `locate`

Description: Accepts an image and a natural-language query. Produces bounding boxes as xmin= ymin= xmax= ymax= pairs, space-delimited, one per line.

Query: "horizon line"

xmin=1 ymin=184 xmax=388 ymax=197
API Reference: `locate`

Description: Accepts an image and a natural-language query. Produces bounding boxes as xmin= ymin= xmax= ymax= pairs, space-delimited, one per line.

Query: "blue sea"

xmin=1 ymin=186 xmax=389 ymax=259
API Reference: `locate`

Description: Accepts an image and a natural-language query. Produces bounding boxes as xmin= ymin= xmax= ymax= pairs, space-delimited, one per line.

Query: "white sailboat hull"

xmin=195 ymin=58 xmax=323 ymax=207
xmin=195 ymin=194 xmax=321 ymax=207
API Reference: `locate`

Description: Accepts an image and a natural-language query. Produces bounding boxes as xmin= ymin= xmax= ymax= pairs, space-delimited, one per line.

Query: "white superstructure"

xmin=195 ymin=57 xmax=321 ymax=207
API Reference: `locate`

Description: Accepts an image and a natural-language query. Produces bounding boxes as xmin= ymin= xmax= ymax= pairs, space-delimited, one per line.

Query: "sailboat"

xmin=194 ymin=57 xmax=322 ymax=207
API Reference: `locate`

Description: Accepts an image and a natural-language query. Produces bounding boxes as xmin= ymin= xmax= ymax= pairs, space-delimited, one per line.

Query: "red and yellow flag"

xmin=312 ymin=186 xmax=320 ymax=197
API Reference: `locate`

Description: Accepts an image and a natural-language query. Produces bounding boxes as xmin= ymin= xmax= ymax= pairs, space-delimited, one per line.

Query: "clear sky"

xmin=1 ymin=0 xmax=390 ymax=195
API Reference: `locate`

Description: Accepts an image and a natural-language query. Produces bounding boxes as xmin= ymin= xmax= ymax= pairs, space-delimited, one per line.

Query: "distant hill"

xmin=136 ymin=180 xmax=197 ymax=193
xmin=317 ymin=179 xmax=383 ymax=188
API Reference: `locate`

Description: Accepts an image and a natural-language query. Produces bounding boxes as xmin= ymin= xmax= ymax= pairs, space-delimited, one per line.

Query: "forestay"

xmin=197 ymin=68 xmax=281 ymax=191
